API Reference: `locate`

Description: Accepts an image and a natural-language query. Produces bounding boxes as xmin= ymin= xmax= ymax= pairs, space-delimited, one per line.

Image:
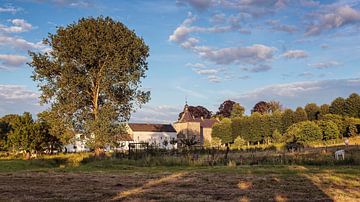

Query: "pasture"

xmin=0 ymin=145 xmax=360 ymax=201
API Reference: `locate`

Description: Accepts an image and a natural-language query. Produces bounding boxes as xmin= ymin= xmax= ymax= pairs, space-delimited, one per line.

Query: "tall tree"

xmin=216 ymin=100 xmax=236 ymax=118
xmin=28 ymin=17 xmax=150 ymax=153
xmin=268 ymin=100 xmax=282 ymax=113
xmin=211 ymin=118 xmax=233 ymax=159
xmin=294 ymin=107 xmax=308 ymax=123
xmin=251 ymin=101 xmax=270 ymax=114
xmin=230 ymin=103 xmax=245 ymax=118
xmin=329 ymin=97 xmax=346 ymax=116
xmin=345 ymin=93 xmax=360 ymax=118
xmin=178 ymin=105 xmax=212 ymax=120
xmin=319 ymin=104 xmax=330 ymax=118
xmin=304 ymin=103 xmax=320 ymax=121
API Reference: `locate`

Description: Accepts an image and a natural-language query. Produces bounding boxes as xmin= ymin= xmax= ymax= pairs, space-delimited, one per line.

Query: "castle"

xmin=173 ymin=103 xmax=219 ymax=147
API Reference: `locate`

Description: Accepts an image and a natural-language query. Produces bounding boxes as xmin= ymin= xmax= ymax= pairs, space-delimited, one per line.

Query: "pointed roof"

xmin=178 ymin=104 xmax=195 ymax=123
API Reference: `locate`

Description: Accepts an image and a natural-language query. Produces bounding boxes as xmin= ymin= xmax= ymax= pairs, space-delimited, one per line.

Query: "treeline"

xmin=0 ymin=112 xmax=72 ymax=156
xmin=211 ymin=93 xmax=360 ymax=147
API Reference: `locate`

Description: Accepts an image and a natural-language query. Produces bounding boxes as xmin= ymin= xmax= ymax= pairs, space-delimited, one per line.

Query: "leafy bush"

xmin=317 ymin=120 xmax=339 ymax=140
xmin=285 ymin=121 xmax=322 ymax=144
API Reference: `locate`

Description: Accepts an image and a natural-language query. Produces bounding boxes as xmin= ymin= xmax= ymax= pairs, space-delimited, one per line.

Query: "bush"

xmin=317 ymin=120 xmax=340 ymax=140
xmin=285 ymin=121 xmax=322 ymax=144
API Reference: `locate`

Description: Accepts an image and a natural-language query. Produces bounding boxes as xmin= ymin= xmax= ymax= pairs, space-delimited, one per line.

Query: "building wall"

xmin=63 ymin=134 xmax=90 ymax=153
xmin=131 ymin=131 xmax=177 ymax=149
xmin=203 ymin=128 xmax=213 ymax=144
xmin=173 ymin=122 xmax=203 ymax=146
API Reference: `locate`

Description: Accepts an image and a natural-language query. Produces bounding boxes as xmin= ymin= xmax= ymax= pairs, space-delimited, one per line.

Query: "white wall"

xmin=63 ymin=134 xmax=90 ymax=153
xmin=132 ymin=131 xmax=177 ymax=149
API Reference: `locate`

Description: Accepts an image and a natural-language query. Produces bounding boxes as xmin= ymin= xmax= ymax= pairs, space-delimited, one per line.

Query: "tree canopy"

xmin=28 ymin=16 xmax=150 ymax=149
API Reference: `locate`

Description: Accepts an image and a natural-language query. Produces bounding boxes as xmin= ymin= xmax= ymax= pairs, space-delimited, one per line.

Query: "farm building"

xmin=63 ymin=133 xmax=91 ymax=153
xmin=127 ymin=123 xmax=177 ymax=149
xmin=173 ymin=104 xmax=219 ymax=147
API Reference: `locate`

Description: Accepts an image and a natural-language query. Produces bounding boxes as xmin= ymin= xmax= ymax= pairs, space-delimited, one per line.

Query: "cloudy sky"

xmin=0 ymin=0 xmax=360 ymax=123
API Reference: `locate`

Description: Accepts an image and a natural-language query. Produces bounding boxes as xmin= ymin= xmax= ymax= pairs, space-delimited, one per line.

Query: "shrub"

xmin=231 ymin=136 xmax=246 ymax=149
xmin=317 ymin=120 xmax=340 ymax=140
xmin=285 ymin=121 xmax=322 ymax=144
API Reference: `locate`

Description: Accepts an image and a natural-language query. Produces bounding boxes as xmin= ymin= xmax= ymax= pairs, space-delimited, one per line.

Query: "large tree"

xmin=304 ymin=103 xmax=320 ymax=121
xmin=230 ymin=103 xmax=245 ymax=118
xmin=216 ymin=100 xmax=236 ymax=118
xmin=251 ymin=101 xmax=270 ymax=114
xmin=29 ymin=17 xmax=150 ymax=152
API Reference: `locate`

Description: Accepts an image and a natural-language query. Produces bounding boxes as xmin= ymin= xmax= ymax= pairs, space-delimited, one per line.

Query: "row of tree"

xmin=0 ymin=112 xmax=62 ymax=154
xmin=180 ymin=93 xmax=360 ymax=121
xmin=211 ymin=93 xmax=360 ymax=147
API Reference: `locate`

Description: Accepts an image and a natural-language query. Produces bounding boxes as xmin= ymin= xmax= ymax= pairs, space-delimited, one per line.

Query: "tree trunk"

xmin=224 ymin=143 xmax=230 ymax=161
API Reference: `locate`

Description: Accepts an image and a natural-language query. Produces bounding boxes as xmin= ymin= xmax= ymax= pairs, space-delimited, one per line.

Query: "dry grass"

xmin=0 ymin=166 xmax=359 ymax=201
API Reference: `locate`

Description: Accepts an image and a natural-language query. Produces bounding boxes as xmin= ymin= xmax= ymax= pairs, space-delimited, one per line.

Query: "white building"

xmin=63 ymin=123 xmax=177 ymax=152
xmin=63 ymin=133 xmax=91 ymax=153
xmin=127 ymin=123 xmax=177 ymax=149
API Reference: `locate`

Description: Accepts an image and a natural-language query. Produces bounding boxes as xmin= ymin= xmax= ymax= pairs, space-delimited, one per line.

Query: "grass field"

xmin=0 ymin=156 xmax=359 ymax=201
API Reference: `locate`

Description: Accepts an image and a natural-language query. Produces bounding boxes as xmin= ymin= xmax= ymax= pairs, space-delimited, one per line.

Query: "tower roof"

xmin=178 ymin=104 xmax=195 ymax=122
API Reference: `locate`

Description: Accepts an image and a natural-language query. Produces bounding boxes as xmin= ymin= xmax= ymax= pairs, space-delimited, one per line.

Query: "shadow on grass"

xmin=111 ymin=166 xmax=333 ymax=201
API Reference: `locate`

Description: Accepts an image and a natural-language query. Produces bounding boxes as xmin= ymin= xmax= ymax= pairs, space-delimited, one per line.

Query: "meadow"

xmin=1 ymin=141 xmax=360 ymax=201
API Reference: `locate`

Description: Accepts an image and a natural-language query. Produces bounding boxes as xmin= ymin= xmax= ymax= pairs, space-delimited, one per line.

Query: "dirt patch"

xmin=0 ymin=170 xmax=346 ymax=201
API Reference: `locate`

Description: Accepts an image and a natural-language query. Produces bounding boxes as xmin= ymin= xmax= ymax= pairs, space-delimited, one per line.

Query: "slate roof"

xmin=128 ymin=123 xmax=177 ymax=133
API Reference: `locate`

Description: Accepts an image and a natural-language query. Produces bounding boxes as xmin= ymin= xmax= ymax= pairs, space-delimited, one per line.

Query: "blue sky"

xmin=0 ymin=0 xmax=360 ymax=123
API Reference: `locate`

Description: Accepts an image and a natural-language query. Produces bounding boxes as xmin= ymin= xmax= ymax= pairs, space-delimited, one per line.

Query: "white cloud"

xmin=308 ymin=60 xmax=341 ymax=69
xmin=186 ymin=62 xmax=206 ymax=68
xmin=193 ymin=69 xmax=218 ymax=75
xmin=300 ymin=0 xmax=320 ymax=7
xmin=0 ymin=6 xmax=21 ymax=13
xmin=241 ymin=64 xmax=272 ymax=73
xmin=193 ymin=44 xmax=275 ymax=65
xmin=51 ymin=0 xmax=94 ymax=7
xmin=266 ymin=20 xmax=297 ymax=33
xmin=130 ymin=104 xmax=182 ymax=123
xmin=306 ymin=5 xmax=360 ymax=36
xmin=207 ymin=75 xmax=221 ymax=83
xmin=0 ymin=19 xmax=33 ymax=33
xmin=176 ymin=0 xmax=215 ymax=10
xmin=232 ymin=78 xmax=360 ymax=112
xmin=282 ymin=50 xmax=308 ymax=59
xmin=0 ymin=85 xmax=44 ymax=116
xmin=0 ymin=54 xmax=28 ymax=69
xmin=0 ymin=35 xmax=45 ymax=50
xmin=169 ymin=13 xmax=234 ymax=44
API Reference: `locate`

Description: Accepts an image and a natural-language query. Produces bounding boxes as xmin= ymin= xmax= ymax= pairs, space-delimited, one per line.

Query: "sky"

xmin=0 ymin=0 xmax=360 ymax=123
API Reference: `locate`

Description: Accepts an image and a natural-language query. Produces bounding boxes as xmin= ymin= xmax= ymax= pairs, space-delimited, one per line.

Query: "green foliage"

xmin=211 ymin=137 xmax=222 ymax=147
xmin=230 ymin=103 xmax=245 ymax=118
xmin=294 ymin=107 xmax=308 ymax=123
xmin=285 ymin=121 xmax=322 ymax=144
xmin=345 ymin=93 xmax=360 ymax=118
xmin=305 ymin=103 xmax=320 ymax=121
xmin=267 ymin=100 xmax=282 ymax=113
xmin=319 ymin=104 xmax=330 ymax=118
xmin=29 ymin=16 xmax=150 ymax=149
xmin=6 ymin=112 xmax=62 ymax=153
xmin=271 ymin=129 xmax=282 ymax=143
xmin=212 ymin=118 xmax=233 ymax=144
xmin=330 ymin=97 xmax=346 ymax=116
xmin=231 ymin=136 xmax=246 ymax=149
xmin=317 ymin=120 xmax=339 ymax=140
